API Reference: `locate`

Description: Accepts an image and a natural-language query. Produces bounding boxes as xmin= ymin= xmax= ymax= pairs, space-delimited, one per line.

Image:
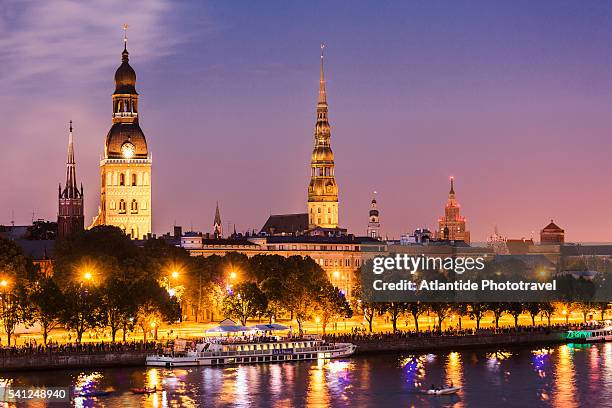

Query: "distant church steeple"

xmin=213 ymin=202 xmax=222 ymax=239
xmin=58 ymin=121 xmax=84 ymax=239
xmin=308 ymin=43 xmax=339 ymax=229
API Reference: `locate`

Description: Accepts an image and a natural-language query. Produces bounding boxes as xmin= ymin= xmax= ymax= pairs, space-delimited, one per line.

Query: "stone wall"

xmin=0 ymin=351 xmax=149 ymax=372
xmin=353 ymin=332 xmax=565 ymax=354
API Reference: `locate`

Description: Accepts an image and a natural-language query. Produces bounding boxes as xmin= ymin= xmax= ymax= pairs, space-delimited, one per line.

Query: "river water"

xmin=3 ymin=342 xmax=611 ymax=407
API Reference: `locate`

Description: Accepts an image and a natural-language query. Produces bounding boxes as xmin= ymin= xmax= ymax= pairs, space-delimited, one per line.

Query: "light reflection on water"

xmin=3 ymin=343 xmax=612 ymax=407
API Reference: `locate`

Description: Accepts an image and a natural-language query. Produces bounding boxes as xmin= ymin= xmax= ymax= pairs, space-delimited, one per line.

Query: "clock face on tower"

xmin=121 ymin=141 xmax=135 ymax=158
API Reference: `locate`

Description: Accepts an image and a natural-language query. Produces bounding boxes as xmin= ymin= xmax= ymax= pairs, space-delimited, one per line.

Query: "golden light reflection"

xmin=307 ymin=360 xmax=330 ymax=407
xmin=445 ymin=352 xmax=463 ymax=395
xmin=552 ymin=345 xmax=578 ymax=408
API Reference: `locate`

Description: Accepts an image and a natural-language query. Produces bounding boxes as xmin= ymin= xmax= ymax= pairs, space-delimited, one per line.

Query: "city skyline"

xmin=2 ymin=1 xmax=612 ymax=241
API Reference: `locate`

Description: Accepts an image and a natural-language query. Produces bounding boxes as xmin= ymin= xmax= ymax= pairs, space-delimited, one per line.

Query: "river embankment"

xmin=0 ymin=330 xmax=573 ymax=371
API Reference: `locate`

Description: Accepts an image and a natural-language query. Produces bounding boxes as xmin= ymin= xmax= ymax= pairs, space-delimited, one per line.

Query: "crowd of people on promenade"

xmin=0 ymin=340 xmax=158 ymax=357
xmin=322 ymin=322 xmax=599 ymax=343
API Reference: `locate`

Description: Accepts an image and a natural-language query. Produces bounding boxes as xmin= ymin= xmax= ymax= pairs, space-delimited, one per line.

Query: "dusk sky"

xmin=2 ymin=1 xmax=612 ymax=242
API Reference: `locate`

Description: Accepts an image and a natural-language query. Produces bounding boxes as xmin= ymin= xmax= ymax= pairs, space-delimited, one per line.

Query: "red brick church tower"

xmin=58 ymin=121 xmax=84 ymax=239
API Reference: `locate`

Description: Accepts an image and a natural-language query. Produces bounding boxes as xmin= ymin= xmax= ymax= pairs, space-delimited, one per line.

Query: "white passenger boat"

xmin=566 ymin=326 xmax=612 ymax=343
xmin=146 ymin=336 xmax=356 ymax=367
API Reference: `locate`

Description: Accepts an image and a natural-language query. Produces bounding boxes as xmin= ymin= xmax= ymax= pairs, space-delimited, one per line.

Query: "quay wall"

xmin=0 ymin=351 xmax=149 ymax=372
xmin=0 ymin=333 xmax=569 ymax=371
xmin=353 ymin=332 xmax=566 ymax=354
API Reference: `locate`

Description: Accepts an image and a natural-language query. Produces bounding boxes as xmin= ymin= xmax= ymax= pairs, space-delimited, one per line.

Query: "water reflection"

xmin=553 ymin=344 xmax=578 ymax=408
xmin=1 ymin=344 xmax=611 ymax=407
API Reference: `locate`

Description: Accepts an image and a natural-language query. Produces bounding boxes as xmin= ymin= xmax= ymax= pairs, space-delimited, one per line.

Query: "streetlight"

xmin=83 ymin=271 xmax=92 ymax=282
xmin=171 ymin=270 xmax=179 ymax=280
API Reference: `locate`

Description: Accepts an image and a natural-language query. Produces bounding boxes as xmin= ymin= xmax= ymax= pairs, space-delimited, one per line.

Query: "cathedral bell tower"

xmin=58 ymin=121 xmax=84 ymax=239
xmin=308 ymin=44 xmax=339 ymax=229
xmin=92 ymin=27 xmax=152 ymax=239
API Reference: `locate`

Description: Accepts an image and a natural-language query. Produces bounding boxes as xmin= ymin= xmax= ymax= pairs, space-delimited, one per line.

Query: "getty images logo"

xmin=372 ymin=254 xmax=486 ymax=275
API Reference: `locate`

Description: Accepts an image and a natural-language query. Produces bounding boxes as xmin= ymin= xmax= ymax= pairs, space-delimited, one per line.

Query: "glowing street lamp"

xmin=0 ymin=280 xmax=8 ymax=288
xmin=171 ymin=270 xmax=179 ymax=280
xmin=83 ymin=271 xmax=93 ymax=282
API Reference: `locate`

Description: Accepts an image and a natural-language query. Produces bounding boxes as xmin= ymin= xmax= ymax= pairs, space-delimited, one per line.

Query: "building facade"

xmin=308 ymin=45 xmax=339 ymax=229
xmin=436 ymin=177 xmax=470 ymax=243
xmin=58 ymin=121 xmax=84 ymax=239
xmin=91 ymin=37 xmax=152 ymax=239
xmin=540 ymin=220 xmax=564 ymax=244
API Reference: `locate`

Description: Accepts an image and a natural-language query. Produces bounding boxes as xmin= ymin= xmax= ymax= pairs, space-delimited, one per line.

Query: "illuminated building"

xmin=91 ymin=31 xmax=152 ymax=239
xmin=58 ymin=121 xmax=84 ymax=239
xmin=308 ymin=44 xmax=339 ymax=229
xmin=366 ymin=196 xmax=381 ymax=239
xmin=436 ymin=177 xmax=470 ymax=243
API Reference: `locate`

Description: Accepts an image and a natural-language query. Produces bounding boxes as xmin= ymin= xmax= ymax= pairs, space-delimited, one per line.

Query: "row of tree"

xmin=0 ymin=227 xmax=181 ymax=345
xmin=353 ymin=300 xmax=609 ymax=333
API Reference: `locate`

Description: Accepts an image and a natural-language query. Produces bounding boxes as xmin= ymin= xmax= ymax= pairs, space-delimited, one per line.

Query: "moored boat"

xmin=421 ymin=386 xmax=461 ymax=395
xmin=566 ymin=326 xmax=612 ymax=343
xmin=146 ymin=336 xmax=356 ymax=368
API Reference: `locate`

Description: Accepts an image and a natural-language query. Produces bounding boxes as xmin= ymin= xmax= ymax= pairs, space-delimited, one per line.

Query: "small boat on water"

xmin=421 ymin=386 xmax=461 ymax=396
xmin=566 ymin=326 xmax=612 ymax=343
xmin=77 ymin=390 xmax=112 ymax=398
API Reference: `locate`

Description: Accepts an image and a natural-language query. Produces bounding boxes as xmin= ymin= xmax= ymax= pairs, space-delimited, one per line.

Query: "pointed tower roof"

xmin=449 ymin=176 xmax=455 ymax=195
xmin=214 ymin=202 xmax=222 ymax=226
xmin=60 ymin=121 xmax=82 ymax=199
xmin=318 ymin=43 xmax=327 ymax=106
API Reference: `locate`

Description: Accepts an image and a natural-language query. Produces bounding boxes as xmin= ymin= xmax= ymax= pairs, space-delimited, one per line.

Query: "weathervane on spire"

xmin=320 ymin=42 xmax=326 ymax=59
xmin=69 ymin=120 xmax=73 ymax=133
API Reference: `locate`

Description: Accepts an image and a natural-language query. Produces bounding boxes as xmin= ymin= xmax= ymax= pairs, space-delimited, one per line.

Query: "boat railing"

xmin=155 ymin=343 xmax=349 ymax=358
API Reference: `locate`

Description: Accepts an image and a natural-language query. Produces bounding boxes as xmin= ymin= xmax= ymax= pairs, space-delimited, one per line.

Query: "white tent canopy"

xmin=206 ymin=318 xmax=250 ymax=333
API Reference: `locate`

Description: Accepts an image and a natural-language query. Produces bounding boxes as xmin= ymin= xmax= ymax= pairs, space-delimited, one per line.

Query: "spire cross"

xmin=69 ymin=120 xmax=73 ymax=133
xmin=320 ymin=42 xmax=325 ymax=59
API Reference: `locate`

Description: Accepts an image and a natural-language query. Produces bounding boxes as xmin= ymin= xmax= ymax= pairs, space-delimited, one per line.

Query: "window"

xmin=119 ymin=199 xmax=126 ymax=214
xmin=318 ymin=208 xmax=321 ymax=214
xmin=119 ymin=173 xmax=125 ymax=186
xmin=131 ymin=199 xmax=138 ymax=213
xmin=142 ymin=200 xmax=148 ymax=210
xmin=130 ymin=226 xmax=138 ymax=239
xmin=131 ymin=173 xmax=137 ymax=186
xmin=328 ymin=207 xmax=331 ymax=213
xmin=110 ymin=200 xmax=116 ymax=210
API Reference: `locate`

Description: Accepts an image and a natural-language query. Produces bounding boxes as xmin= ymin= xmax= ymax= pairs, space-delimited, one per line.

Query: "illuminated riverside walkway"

xmin=0 ymin=324 xmax=594 ymax=371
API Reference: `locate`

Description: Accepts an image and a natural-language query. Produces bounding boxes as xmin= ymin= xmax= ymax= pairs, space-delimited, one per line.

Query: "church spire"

xmin=449 ymin=176 xmax=455 ymax=195
xmin=62 ymin=121 xmax=79 ymax=199
xmin=318 ymin=43 xmax=327 ymax=105
xmin=213 ymin=202 xmax=222 ymax=238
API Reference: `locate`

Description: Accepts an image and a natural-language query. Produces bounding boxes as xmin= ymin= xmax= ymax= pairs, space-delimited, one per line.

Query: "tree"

xmin=430 ymin=303 xmax=452 ymax=332
xmin=507 ymin=303 xmax=524 ymax=327
xmin=407 ymin=302 xmax=427 ymax=332
xmin=525 ymin=303 xmax=541 ymax=326
xmin=135 ymin=280 xmax=181 ymax=342
xmin=222 ymin=282 xmax=268 ymax=326
xmin=577 ymin=302 xmax=596 ymax=323
xmin=487 ymin=302 xmax=507 ymax=329
xmin=379 ymin=302 xmax=408 ymax=333
xmin=0 ymin=238 xmax=33 ymax=346
xmin=597 ymin=302 xmax=609 ymax=321
xmin=185 ymin=255 xmax=224 ymax=323
xmin=317 ymin=285 xmax=352 ymax=335
xmin=540 ymin=303 xmax=555 ymax=326
xmin=282 ymin=256 xmax=330 ymax=335
xmin=451 ymin=303 xmax=469 ymax=330
xmin=468 ymin=303 xmax=487 ymax=330
xmin=29 ymin=277 xmax=64 ymax=345
xmin=60 ymin=282 xmax=105 ymax=343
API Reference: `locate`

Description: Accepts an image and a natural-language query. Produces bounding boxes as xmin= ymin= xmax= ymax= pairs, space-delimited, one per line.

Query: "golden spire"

xmin=318 ymin=43 xmax=327 ymax=105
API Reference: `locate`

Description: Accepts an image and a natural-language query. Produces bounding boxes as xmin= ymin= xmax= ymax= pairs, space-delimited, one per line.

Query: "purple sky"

xmin=2 ymin=1 xmax=612 ymax=242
